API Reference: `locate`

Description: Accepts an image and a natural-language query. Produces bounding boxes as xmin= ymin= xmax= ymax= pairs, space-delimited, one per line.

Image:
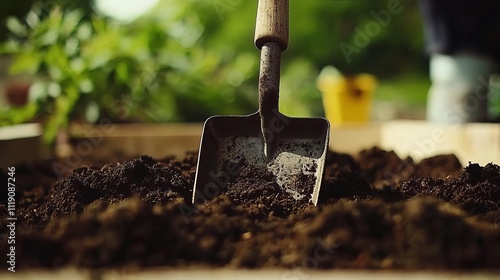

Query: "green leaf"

xmin=43 ymin=91 xmax=75 ymax=143
xmin=61 ymin=10 xmax=83 ymax=36
xmin=48 ymin=66 xmax=64 ymax=81
xmin=6 ymin=17 xmax=27 ymax=37
xmin=26 ymin=10 xmax=41 ymax=29
xmin=116 ymin=61 xmax=129 ymax=83
xmin=0 ymin=103 xmax=39 ymax=125
xmin=70 ymin=57 xmax=86 ymax=73
xmin=0 ymin=40 xmax=20 ymax=54
xmin=85 ymin=101 xmax=100 ymax=123
xmin=47 ymin=82 xmax=62 ymax=98
xmin=76 ymin=22 xmax=93 ymax=40
xmin=78 ymin=78 xmax=94 ymax=93
xmin=38 ymin=28 xmax=59 ymax=46
xmin=43 ymin=112 xmax=64 ymax=144
xmin=46 ymin=45 xmax=69 ymax=79
xmin=28 ymin=82 xmax=48 ymax=102
xmin=47 ymin=7 xmax=63 ymax=30
xmin=82 ymin=29 xmax=121 ymax=68
xmin=9 ymin=52 xmax=41 ymax=75
xmin=64 ymin=37 xmax=80 ymax=56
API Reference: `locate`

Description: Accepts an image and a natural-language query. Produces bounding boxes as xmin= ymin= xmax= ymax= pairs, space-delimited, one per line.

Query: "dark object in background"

xmin=419 ymin=0 xmax=500 ymax=63
xmin=5 ymin=81 xmax=30 ymax=107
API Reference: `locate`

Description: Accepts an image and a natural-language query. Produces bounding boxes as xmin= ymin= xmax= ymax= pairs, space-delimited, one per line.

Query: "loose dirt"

xmin=1 ymin=147 xmax=499 ymax=270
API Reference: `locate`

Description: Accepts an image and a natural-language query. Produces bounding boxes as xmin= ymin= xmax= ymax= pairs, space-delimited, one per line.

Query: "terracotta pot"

xmin=6 ymin=81 xmax=30 ymax=107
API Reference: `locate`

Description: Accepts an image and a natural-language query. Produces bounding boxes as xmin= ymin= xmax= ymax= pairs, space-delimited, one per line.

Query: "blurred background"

xmin=0 ymin=0 xmax=428 ymax=142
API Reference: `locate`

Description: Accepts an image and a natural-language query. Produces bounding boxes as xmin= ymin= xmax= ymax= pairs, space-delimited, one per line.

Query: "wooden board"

xmin=0 ymin=123 xmax=42 ymax=169
xmin=381 ymin=120 xmax=500 ymax=165
xmin=67 ymin=123 xmax=202 ymax=161
xmin=1 ymin=121 xmax=498 ymax=167
xmin=67 ymin=120 xmax=500 ymax=165
xmin=1 ymin=269 xmax=499 ymax=280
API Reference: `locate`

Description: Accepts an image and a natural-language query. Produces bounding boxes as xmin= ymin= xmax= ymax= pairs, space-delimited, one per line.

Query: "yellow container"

xmin=317 ymin=69 xmax=377 ymax=126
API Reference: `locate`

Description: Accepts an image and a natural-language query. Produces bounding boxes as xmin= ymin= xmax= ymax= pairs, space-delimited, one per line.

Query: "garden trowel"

xmin=192 ymin=0 xmax=329 ymax=206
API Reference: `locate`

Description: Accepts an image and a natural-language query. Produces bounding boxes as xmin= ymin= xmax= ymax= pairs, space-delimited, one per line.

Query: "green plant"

xmin=1 ymin=7 xmax=90 ymax=142
xmin=0 ymin=2 xmax=257 ymax=142
xmin=1 ymin=0 xmax=427 ymax=144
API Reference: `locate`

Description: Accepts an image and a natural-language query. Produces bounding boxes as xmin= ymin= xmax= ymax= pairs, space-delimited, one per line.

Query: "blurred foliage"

xmin=0 ymin=0 xmax=425 ymax=142
xmin=0 ymin=0 xmax=94 ymax=41
xmin=0 ymin=0 xmax=34 ymax=42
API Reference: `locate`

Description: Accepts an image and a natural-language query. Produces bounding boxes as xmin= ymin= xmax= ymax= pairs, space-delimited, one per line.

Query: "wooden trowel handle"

xmin=254 ymin=0 xmax=289 ymax=51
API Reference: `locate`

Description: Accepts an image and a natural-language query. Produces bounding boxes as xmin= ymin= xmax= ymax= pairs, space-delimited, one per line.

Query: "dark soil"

xmin=224 ymin=163 xmax=315 ymax=217
xmin=1 ymin=147 xmax=500 ymax=270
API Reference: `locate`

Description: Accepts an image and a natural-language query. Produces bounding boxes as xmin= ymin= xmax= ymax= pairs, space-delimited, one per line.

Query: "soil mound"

xmin=2 ymin=147 xmax=499 ymax=270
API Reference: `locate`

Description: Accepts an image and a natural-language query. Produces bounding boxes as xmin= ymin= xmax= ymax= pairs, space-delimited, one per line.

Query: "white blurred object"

xmin=427 ymin=53 xmax=494 ymax=123
xmin=94 ymin=0 xmax=159 ymax=22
